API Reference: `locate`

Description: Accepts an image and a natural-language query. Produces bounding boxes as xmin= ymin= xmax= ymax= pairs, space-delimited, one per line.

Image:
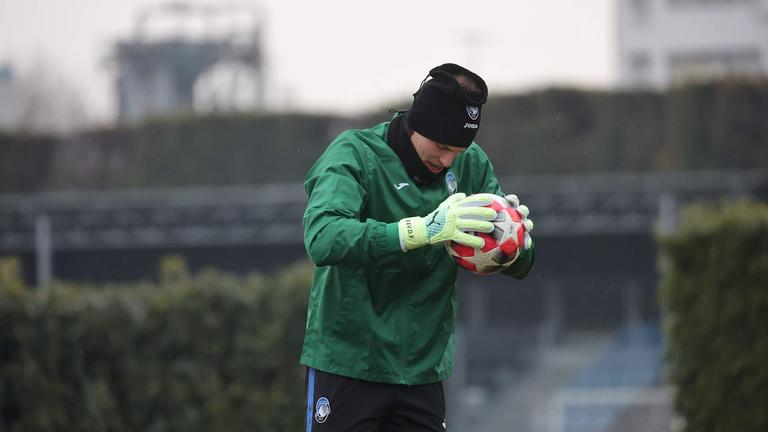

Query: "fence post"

xmin=35 ymin=212 xmax=53 ymax=290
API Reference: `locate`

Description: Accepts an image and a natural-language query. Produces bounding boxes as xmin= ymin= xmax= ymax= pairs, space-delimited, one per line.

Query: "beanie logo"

xmin=466 ymin=105 xmax=479 ymax=121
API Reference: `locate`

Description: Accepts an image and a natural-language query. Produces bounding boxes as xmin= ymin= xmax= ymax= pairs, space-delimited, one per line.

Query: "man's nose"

xmin=439 ymin=152 xmax=456 ymax=167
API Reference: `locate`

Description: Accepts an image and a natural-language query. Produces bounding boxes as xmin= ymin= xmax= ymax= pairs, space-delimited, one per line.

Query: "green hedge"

xmin=480 ymin=87 xmax=665 ymax=174
xmin=48 ymin=112 xmax=342 ymax=189
xmin=658 ymin=200 xmax=768 ymax=431
xmin=2 ymin=79 xmax=768 ymax=193
xmin=0 ymin=132 xmax=56 ymax=193
xmin=0 ymin=260 xmax=312 ymax=431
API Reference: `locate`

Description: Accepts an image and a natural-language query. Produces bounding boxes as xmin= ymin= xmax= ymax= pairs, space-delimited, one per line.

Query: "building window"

xmin=632 ymin=0 xmax=651 ymax=23
xmin=630 ymin=52 xmax=653 ymax=86
xmin=668 ymin=0 xmax=757 ymax=6
xmin=669 ymin=49 xmax=763 ymax=84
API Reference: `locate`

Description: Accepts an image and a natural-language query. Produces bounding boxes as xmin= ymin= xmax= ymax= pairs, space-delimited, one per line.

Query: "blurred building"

xmin=113 ymin=2 xmax=265 ymax=124
xmin=617 ymin=0 xmax=768 ymax=88
xmin=0 ymin=63 xmax=22 ymax=130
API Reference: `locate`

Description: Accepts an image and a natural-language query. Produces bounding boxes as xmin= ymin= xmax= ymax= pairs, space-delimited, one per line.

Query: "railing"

xmin=2 ymin=170 xmax=762 ymax=252
xmin=1 ymin=170 xmax=764 ymax=285
xmin=544 ymin=323 xmax=674 ymax=432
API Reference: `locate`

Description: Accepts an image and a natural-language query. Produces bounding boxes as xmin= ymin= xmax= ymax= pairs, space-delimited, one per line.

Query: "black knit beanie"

xmin=407 ymin=63 xmax=488 ymax=148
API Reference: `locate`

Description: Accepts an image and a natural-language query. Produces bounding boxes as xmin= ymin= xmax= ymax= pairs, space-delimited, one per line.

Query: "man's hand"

xmin=504 ymin=194 xmax=534 ymax=250
xmin=398 ymin=193 xmax=496 ymax=251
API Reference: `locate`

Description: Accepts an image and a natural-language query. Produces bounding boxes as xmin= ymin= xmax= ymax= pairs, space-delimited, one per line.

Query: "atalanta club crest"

xmin=446 ymin=171 xmax=458 ymax=194
xmin=315 ymin=397 xmax=331 ymax=423
xmin=466 ymin=105 xmax=479 ymax=120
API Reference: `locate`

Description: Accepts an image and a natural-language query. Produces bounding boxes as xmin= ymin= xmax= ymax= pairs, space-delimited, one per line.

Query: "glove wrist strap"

xmin=398 ymin=217 xmax=427 ymax=251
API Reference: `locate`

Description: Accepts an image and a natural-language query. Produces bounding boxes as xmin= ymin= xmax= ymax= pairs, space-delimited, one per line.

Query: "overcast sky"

xmin=0 ymin=0 xmax=615 ymax=125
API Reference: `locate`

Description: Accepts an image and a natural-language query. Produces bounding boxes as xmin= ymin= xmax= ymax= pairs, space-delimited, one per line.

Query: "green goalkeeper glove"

xmin=398 ymin=193 xmax=496 ymax=251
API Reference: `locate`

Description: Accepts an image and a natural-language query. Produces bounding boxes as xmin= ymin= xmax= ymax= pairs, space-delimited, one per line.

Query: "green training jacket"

xmin=300 ymin=120 xmax=533 ymax=385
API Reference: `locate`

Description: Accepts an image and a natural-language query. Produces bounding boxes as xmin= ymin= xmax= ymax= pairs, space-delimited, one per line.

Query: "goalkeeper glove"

xmin=397 ymin=193 xmax=496 ymax=251
xmin=502 ymin=194 xmax=534 ymax=252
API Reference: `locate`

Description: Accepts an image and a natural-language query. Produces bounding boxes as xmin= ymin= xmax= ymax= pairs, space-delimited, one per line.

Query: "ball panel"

xmin=450 ymin=242 xmax=476 ymax=258
xmin=456 ymin=257 xmax=477 ymax=273
xmin=516 ymin=224 xmax=525 ymax=249
xmin=489 ymin=200 xmax=506 ymax=213
xmin=499 ymin=237 xmax=518 ymax=257
xmin=506 ymin=207 xmax=522 ymax=222
xmin=479 ymin=232 xmax=497 ymax=253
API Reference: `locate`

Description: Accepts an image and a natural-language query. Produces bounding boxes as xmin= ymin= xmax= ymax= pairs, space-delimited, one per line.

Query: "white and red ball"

xmin=445 ymin=193 xmax=526 ymax=275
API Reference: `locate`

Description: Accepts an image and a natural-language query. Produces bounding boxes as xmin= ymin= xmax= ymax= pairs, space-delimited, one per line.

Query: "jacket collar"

xmin=386 ymin=112 xmax=443 ymax=185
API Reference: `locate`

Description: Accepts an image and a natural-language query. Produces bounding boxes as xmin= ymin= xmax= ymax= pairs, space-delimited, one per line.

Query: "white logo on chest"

xmin=394 ymin=182 xmax=410 ymax=190
xmin=445 ymin=172 xmax=458 ymax=194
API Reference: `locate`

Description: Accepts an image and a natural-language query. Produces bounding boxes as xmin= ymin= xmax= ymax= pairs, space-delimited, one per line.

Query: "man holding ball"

xmin=301 ymin=63 xmax=535 ymax=431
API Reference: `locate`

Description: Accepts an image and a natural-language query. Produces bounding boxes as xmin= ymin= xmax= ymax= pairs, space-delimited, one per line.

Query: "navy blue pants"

xmin=305 ymin=367 xmax=446 ymax=432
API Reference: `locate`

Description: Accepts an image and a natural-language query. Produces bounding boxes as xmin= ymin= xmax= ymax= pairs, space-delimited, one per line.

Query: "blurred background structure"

xmin=617 ymin=0 xmax=768 ymax=88
xmin=1 ymin=1 xmax=768 ymax=431
xmin=115 ymin=2 xmax=265 ymax=123
xmin=0 ymin=63 xmax=23 ymax=129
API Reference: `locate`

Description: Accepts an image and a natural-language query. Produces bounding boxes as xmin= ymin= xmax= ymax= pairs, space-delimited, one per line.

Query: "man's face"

xmin=410 ymin=131 xmax=466 ymax=174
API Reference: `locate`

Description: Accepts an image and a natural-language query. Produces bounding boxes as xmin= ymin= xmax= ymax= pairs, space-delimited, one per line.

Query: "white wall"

xmin=617 ymin=0 xmax=768 ymax=88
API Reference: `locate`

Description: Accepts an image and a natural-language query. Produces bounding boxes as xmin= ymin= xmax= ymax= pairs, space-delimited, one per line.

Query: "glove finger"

xmin=523 ymin=219 xmax=534 ymax=232
xmin=524 ymin=232 xmax=533 ymax=250
xmin=453 ymin=232 xmax=486 ymax=249
xmin=517 ymin=204 xmax=530 ymax=218
xmin=457 ymin=194 xmax=493 ymax=208
xmin=443 ymin=193 xmax=467 ymax=205
xmin=505 ymin=194 xmax=520 ymax=207
xmin=457 ymin=219 xmax=494 ymax=233
xmin=454 ymin=207 xmax=496 ymax=220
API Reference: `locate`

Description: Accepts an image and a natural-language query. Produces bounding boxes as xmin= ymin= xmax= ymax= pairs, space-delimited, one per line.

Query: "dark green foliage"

xmin=3 ymin=79 xmax=768 ymax=192
xmin=480 ymin=87 xmax=665 ymax=174
xmin=662 ymin=80 xmax=768 ymax=170
xmin=658 ymin=200 xmax=768 ymax=431
xmin=0 ymin=132 xmax=56 ymax=193
xmin=0 ymin=262 xmax=312 ymax=431
xmin=47 ymin=112 xmax=343 ymax=190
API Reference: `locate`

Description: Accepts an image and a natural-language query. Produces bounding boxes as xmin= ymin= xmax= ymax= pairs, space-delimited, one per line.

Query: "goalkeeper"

xmin=301 ymin=63 xmax=535 ymax=431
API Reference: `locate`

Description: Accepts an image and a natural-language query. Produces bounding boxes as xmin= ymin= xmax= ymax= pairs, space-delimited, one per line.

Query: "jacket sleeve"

xmin=302 ymin=137 xmax=402 ymax=267
xmin=470 ymin=146 xmax=535 ymax=279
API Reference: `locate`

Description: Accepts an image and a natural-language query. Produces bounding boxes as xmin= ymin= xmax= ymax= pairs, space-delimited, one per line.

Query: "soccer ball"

xmin=445 ymin=193 xmax=526 ymax=275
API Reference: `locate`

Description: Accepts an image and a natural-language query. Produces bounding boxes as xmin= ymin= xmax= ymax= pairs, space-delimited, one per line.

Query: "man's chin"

xmin=426 ymin=164 xmax=444 ymax=174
